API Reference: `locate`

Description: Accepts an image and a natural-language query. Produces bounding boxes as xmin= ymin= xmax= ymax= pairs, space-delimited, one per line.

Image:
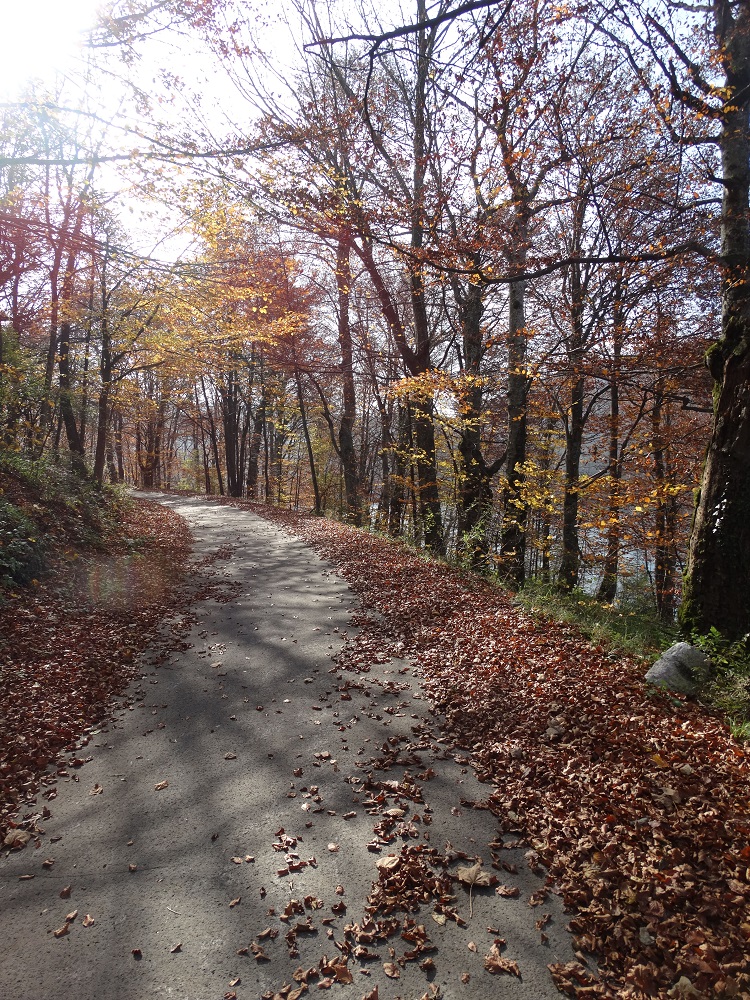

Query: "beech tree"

xmin=596 ymin=0 xmax=750 ymax=639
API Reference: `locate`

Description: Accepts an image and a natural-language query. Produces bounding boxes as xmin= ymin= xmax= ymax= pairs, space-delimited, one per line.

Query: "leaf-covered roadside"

xmin=0 ymin=499 xmax=192 ymax=849
xmin=240 ymin=503 xmax=750 ymax=1000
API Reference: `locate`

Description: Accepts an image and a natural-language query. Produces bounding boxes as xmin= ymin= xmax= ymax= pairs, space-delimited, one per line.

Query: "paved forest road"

xmin=1 ymin=496 xmax=576 ymax=1000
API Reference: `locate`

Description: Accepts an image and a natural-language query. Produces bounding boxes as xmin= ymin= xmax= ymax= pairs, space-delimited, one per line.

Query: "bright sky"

xmin=1 ymin=0 xmax=104 ymax=98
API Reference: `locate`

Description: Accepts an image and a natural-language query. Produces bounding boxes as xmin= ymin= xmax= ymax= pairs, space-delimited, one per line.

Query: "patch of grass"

xmin=692 ymin=628 xmax=750 ymax=736
xmin=513 ymin=578 xmax=679 ymax=662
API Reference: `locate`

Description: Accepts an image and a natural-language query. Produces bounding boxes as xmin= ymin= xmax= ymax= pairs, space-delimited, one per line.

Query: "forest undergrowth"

xmin=231 ymin=499 xmax=750 ymax=1000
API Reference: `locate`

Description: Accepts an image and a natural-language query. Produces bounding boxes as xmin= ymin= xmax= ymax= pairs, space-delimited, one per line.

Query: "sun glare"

xmin=1 ymin=0 xmax=104 ymax=98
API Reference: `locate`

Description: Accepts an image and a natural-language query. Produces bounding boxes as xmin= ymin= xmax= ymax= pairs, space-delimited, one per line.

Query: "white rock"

xmin=645 ymin=642 xmax=711 ymax=695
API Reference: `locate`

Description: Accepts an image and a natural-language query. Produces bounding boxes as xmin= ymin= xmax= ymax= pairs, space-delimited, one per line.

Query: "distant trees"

xmin=2 ymin=0 xmax=733 ymax=634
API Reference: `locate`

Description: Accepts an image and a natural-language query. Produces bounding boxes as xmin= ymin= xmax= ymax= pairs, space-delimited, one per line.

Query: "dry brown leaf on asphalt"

xmin=333 ymin=961 xmax=353 ymax=984
xmin=496 ymin=884 xmax=520 ymax=898
xmin=4 ymin=830 xmax=31 ymax=850
xmin=374 ymin=855 xmax=400 ymax=871
xmin=456 ymin=860 xmax=491 ymax=918
xmin=59 ymin=885 xmax=71 ymax=898
xmin=229 ymin=896 xmax=241 ymax=908
xmin=455 ymin=861 xmax=491 ymax=887
xmin=224 ymin=752 xmax=237 ymax=760
xmin=383 ymin=962 xmax=400 ymax=979
xmin=65 ymin=909 xmax=78 ymax=922
xmin=52 ymin=922 xmax=70 ymax=938
xmin=82 ymin=914 xmax=95 ymax=927
xmin=250 ymin=941 xmax=270 ymax=961
xmin=154 ymin=780 xmax=168 ymax=791
xmin=170 ymin=942 xmax=182 ymax=953
xmin=484 ymin=942 xmax=520 ymax=977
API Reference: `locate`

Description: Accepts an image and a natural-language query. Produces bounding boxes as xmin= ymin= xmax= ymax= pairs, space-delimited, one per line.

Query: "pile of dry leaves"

xmin=0 ymin=499 xmax=192 ymax=849
xmin=241 ymin=503 xmax=750 ymax=1000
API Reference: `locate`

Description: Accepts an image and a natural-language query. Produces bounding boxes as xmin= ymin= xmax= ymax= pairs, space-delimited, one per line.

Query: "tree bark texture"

xmin=680 ymin=2 xmax=750 ymax=640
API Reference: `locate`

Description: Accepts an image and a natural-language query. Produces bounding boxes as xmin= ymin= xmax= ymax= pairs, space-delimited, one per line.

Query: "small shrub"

xmin=692 ymin=628 xmax=750 ymax=734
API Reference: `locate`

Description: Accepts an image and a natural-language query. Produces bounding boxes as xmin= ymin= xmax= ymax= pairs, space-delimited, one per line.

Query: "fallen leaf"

xmin=229 ymin=897 xmax=241 ymax=908
xmin=224 ymin=752 xmax=237 ymax=760
xmin=154 ymin=780 xmax=168 ymax=791
xmin=229 ymin=977 xmax=241 ymax=987
xmin=89 ymin=783 xmax=103 ymax=795
xmin=484 ymin=943 xmax=520 ymax=977
xmin=60 ymin=885 xmax=72 ymax=899
xmin=383 ymin=962 xmax=400 ymax=979
xmin=53 ymin=923 xmax=70 ymax=938
xmin=327 ymin=842 xmax=339 ymax=852
xmin=82 ymin=914 xmax=95 ymax=927
xmin=4 ymin=830 xmax=31 ymax=850
xmin=456 ymin=861 xmax=491 ymax=887
xmin=375 ymin=855 xmax=400 ymax=871
xmin=132 ymin=948 xmax=142 ymax=959
xmin=65 ymin=909 xmax=78 ymax=922
xmin=667 ymin=977 xmax=703 ymax=998
xmin=170 ymin=942 xmax=182 ymax=953
xmin=496 ymin=884 xmax=520 ymax=898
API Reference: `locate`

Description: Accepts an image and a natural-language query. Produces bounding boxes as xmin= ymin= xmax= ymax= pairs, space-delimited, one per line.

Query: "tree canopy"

xmin=3 ymin=0 xmax=746 ymax=640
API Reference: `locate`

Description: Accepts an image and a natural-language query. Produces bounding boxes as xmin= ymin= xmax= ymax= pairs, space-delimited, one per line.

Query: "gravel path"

xmin=0 ymin=496 xmax=576 ymax=999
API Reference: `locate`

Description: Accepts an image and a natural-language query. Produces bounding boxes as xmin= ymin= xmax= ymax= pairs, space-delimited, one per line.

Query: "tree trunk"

xmin=680 ymin=3 xmax=750 ymax=640
xmin=295 ymin=369 xmax=322 ymax=515
xmin=597 ymin=322 xmax=622 ymax=603
xmin=200 ymin=376 xmax=224 ymax=495
xmin=500 ymin=273 xmax=530 ymax=583
xmin=453 ymin=276 xmax=503 ymax=565
xmin=247 ymin=394 xmax=266 ymax=499
xmin=58 ymin=321 xmax=87 ymax=478
xmin=558 ymin=256 xmax=586 ymax=591
xmin=652 ymin=389 xmax=678 ymax=622
xmin=336 ymin=237 xmax=362 ymax=524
